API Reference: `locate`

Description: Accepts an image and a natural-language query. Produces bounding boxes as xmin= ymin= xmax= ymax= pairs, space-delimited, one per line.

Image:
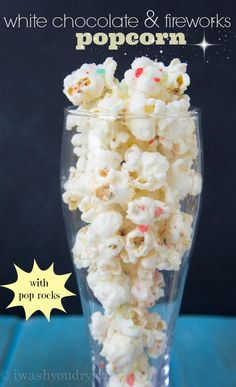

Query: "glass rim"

xmin=65 ymin=105 xmax=201 ymax=119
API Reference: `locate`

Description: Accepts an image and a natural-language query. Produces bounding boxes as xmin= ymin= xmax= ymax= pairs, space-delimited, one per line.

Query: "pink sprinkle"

xmin=138 ymin=205 xmax=145 ymax=211
xmin=134 ymin=68 xmax=143 ymax=78
xmin=99 ymin=361 xmax=105 ymax=369
xmin=138 ymin=224 xmax=149 ymax=233
xmin=154 ymin=77 xmax=161 ymax=83
xmin=148 ymin=138 xmax=154 ymax=144
xmin=155 ymin=207 xmax=164 ymax=217
xmin=126 ymin=373 xmax=135 ymax=386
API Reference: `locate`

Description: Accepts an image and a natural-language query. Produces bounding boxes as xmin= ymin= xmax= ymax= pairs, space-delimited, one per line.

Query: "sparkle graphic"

xmin=191 ymin=32 xmax=219 ymax=61
xmin=1 ymin=260 xmax=76 ymax=320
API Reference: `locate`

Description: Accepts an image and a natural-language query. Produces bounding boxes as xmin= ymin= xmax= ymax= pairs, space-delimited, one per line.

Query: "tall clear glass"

xmin=61 ymin=108 xmax=203 ymax=387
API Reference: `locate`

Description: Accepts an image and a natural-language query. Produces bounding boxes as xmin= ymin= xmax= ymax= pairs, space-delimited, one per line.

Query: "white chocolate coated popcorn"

xmin=123 ymin=57 xmax=167 ymax=99
xmin=63 ymin=58 xmax=117 ymax=106
xmin=123 ymin=145 xmax=169 ymax=191
xmin=90 ymin=306 xmax=166 ymax=377
xmin=108 ymin=354 xmax=154 ymax=387
xmin=127 ymin=197 xmax=169 ymax=225
xmin=125 ymin=227 xmax=155 ymax=261
xmin=63 ymin=56 xmax=202 ymax=387
xmin=90 ymin=210 xmax=123 ymax=238
xmin=87 ymin=270 xmax=130 ymax=310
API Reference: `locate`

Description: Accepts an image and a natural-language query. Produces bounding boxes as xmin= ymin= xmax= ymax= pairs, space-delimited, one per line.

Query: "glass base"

xmin=91 ymin=350 xmax=171 ymax=387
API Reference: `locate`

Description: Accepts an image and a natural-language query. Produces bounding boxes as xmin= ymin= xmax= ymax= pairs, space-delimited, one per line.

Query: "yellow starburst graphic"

xmin=1 ymin=260 xmax=76 ymax=321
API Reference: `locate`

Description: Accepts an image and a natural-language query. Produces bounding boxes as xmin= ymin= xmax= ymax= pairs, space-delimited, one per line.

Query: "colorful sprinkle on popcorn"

xmin=148 ymin=138 xmax=155 ymax=144
xmin=138 ymin=205 xmax=146 ymax=211
xmin=126 ymin=373 xmax=135 ymax=386
xmin=96 ymin=68 xmax=106 ymax=75
xmin=134 ymin=67 xmax=143 ymax=78
xmin=138 ymin=224 xmax=149 ymax=233
xmin=154 ymin=77 xmax=161 ymax=83
xmin=155 ymin=207 xmax=164 ymax=217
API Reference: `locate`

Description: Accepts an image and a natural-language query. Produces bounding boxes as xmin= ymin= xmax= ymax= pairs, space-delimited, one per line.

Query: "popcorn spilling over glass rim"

xmin=61 ymin=56 xmax=203 ymax=387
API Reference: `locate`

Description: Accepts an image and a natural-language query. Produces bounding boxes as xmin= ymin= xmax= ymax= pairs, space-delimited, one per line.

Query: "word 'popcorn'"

xmin=75 ymin=32 xmax=187 ymax=50
xmin=62 ymin=56 xmax=202 ymax=386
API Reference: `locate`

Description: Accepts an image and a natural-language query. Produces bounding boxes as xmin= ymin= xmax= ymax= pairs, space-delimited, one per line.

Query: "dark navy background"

xmin=0 ymin=0 xmax=235 ymax=317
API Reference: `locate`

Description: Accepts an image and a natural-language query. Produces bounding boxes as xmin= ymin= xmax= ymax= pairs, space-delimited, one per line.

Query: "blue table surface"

xmin=0 ymin=315 xmax=235 ymax=387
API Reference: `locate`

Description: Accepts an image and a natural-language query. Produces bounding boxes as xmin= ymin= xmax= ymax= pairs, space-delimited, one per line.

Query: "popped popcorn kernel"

xmin=96 ymin=184 xmax=113 ymax=201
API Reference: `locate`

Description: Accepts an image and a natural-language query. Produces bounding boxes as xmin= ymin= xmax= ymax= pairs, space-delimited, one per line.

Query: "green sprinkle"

xmin=96 ymin=68 xmax=106 ymax=75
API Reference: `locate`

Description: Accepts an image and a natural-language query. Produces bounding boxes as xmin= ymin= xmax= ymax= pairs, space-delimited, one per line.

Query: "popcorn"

xmin=131 ymin=276 xmax=164 ymax=306
xmin=96 ymin=93 xmax=126 ymax=116
xmin=87 ymin=119 xmax=129 ymax=151
xmin=63 ymin=65 xmax=105 ymax=106
xmin=128 ymin=91 xmax=146 ymax=114
xmin=154 ymin=244 xmax=182 ymax=271
xmin=123 ymin=145 xmax=169 ymax=191
xmin=90 ymin=210 xmax=123 ymax=238
xmin=125 ymin=227 xmax=155 ymax=262
xmin=166 ymin=211 xmax=193 ymax=255
xmin=90 ymin=311 xmax=110 ymax=344
xmin=168 ymin=158 xmax=202 ymax=199
xmin=95 ymin=255 xmax=122 ymax=276
xmin=73 ymin=229 xmax=124 ymax=276
xmin=108 ymin=354 xmax=154 ymax=387
xmin=87 ymin=271 xmax=130 ymax=310
xmin=127 ymin=197 xmax=169 ymax=225
xmin=146 ymin=328 xmax=167 ymax=358
xmin=78 ymin=196 xmax=111 ymax=223
xmin=103 ymin=57 xmax=117 ymax=89
xmin=63 ymin=56 xmax=202 ymax=387
xmin=123 ymin=145 xmax=142 ymax=172
xmin=129 ymin=262 xmax=165 ymax=307
xmin=127 ymin=92 xmax=156 ymax=141
xmin=65 ymin=111 xmax=84 ymax=131
xmin=109 ymin=128 xmax=129 ymax=150
xmin=73 ymin=226 xmax=98 ymax=269
xmin=86 ymin=150 xmax=122 ymax=171
xmin=64 ymin=171 xmax=94 ymax=199
xmin=87 ymin=119 xmax=111 ymax=150
xmin=123 ymin=57 xmax=168 ymax=99
xmin=102 ymin=332 xmax=144 ymax=374
xmin=62 ymin=167 xmax=82 ymax=210
xmin=156 ymin=99 xmax=199 ymax=161
xmin=103 ymin=169 xmax=134 ymax=205
xmin=166 ymin=58 xmax=190 ymax=95
xmin=71 ymin=131 xmax=89 ymax=157
xmin=127 ymin=116 xmax=156 ymax=142
xmin=63 ymin=58 xmax=117 ymax=106
xmin=90 ymin=306 xmax=166 ymax=377
xmin=95 ymin=184 xmax=114 ymax=201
